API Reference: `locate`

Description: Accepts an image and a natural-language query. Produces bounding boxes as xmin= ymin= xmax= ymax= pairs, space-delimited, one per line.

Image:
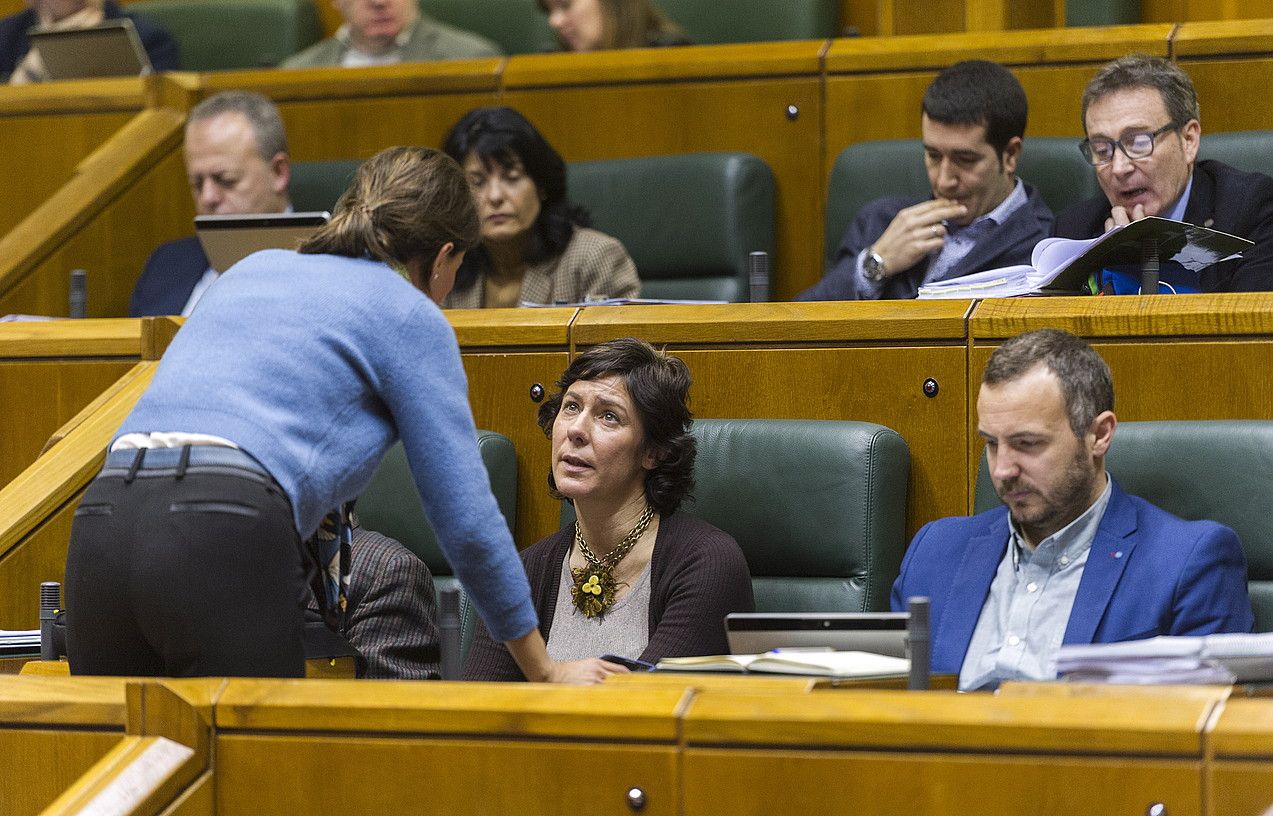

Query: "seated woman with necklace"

xmin=464 ymin=337 xmax=754 ymax=680
xmin=440 ymin=106 xmax=641 ymax=308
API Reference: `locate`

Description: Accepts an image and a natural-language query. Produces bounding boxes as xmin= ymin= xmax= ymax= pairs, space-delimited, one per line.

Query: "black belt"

xmin=100 ymin=445 xmax=273 ymax=484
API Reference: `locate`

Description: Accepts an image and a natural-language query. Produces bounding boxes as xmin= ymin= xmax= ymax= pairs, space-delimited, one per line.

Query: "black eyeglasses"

xmin=1079 ymin=123 xmax=1179 ymax=166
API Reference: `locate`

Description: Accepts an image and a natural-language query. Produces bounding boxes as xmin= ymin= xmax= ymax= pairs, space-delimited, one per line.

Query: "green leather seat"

xmin=564 ymin=418 xmax=911 ymax=612
xmin=418 ymin=0 xmax=554 ymax=54
xmin=974 ymin=420 xmax=1271 ymax=630
xmin=1199 ymin=131 xmax=1273 ymax=179
xmin=289 ymin=159 xmax=362 ymax=213
xmin=356 ymin=431 xmax=518 ymax=658
xmin=824 ymin=138 xmax=1100 ymax=265
xmin=129 ymin=0 xmax=321 ymax=70
xmin=567 ymin=152 xmax=776 ymax=301
xmin=657 ymin=0 xmax=838 ymax=44
xmin=1066 ymin=0 xmax=1138 ymax=26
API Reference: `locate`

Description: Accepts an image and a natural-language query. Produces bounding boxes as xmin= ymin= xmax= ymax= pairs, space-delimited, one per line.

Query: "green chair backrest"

xmin=567 ymin=152 xmax=776 ymax=301
xmin=418 ymin=0 xmax=555 ymax=54
xmin=129 ymin=0 xmax=321 ymax=70
xmin=823 ymin=138 xmax=1100 ymax=265
xmin=657 ymin=0 xmax=838 ymax=44
xmin=1065 ymin=0 xmax=1138 ymax=26
xmin=562 ymin=418 xmax=911 ymax=612
xmin=1199 ymin=131 xmax=1273 ymax=180
xmin=357 ymin=431 xmax=518 ymax=657
xmin=289 ymin=159 xmax=363 ymax=213
xmin=974 ymin=420 xmax=1273 ymax=631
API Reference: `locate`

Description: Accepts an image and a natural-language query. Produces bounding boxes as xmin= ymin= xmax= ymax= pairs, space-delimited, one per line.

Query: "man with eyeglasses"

xmin=1055 ymin=54 xmax=1273 ymax=292
xmin=798 ymin=60 xmax=1053 ymax=301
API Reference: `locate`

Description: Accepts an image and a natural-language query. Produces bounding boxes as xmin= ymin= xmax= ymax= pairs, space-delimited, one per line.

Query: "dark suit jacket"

xmin=1054 ymin=159 xmax=1273 ymax=292
xmin=797 ymin=182 xmax=1054 ymax=301
xmin=0 ymin=1 xmax=180 ymax=80
xmin=131 ymin=236 xmax=209 ymax=317
xmin=890 ymin=481 xmax=1254 ymax=676
xmin=306 ymin=528 xmax=441 ymax=680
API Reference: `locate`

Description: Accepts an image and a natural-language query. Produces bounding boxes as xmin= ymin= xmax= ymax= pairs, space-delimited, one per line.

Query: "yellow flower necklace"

xmin=569 ymin=505 xmax=655 ymax=619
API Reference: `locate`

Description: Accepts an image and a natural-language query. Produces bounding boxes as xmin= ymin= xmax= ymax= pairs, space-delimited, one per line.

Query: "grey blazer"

xmin=308 ymin=528 xmax=440 ymax=679
xmin=444 ymin=227 xmax=640 ymax=308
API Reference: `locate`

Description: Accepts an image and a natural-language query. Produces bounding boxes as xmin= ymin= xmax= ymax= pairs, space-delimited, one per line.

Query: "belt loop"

xmin=124 ymin=447 xmax=146 ymax=484
xmin=175 ymin=445 xmax=192 ymax=479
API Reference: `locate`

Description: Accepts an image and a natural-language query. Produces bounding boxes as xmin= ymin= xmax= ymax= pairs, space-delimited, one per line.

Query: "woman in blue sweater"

xmin=64 ymin=146 xmax=621 ymax=683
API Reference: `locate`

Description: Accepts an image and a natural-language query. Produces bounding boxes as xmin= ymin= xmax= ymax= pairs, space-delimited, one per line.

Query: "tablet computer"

xmin=725 ymin=612 xmax=910 ymax=658
xmin=27 ymin=19 xmax=152 ymax=81
xmin=195 ymin=211 xmax=330 ymax=273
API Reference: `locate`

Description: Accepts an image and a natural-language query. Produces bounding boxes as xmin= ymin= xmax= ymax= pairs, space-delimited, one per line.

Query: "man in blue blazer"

xmin=798 ymin=60 xmax=1053 ymax=301
xmin=892 ymin=329 xmax=1253 ymax=690
xmin=131 ymin=91 xmax=292 ymax=317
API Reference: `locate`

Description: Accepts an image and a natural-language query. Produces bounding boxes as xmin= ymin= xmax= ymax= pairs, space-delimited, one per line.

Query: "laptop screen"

xmin=195 ymin=212 xmax=330 ymax=273
xmin=725 ymin=612 xmax=909 ymax=658
xmin=27 ymin=20 xmax=152 ymax=81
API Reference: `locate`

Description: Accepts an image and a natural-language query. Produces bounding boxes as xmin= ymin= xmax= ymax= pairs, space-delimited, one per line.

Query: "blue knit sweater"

xmin=119 ymin=249 xmax=536 ymax=642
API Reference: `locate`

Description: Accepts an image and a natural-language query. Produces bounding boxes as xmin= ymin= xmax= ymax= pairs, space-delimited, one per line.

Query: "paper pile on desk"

xmin=1056 ymin=632 xmax=1273 ymax=685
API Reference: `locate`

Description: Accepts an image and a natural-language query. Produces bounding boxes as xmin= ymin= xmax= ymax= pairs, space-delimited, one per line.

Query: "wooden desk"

xmin=0 ymin=319 xmax=151 ymax=488
xmin=213 ymin=680 xmax=687 ymax=815
xmin=1208 ymin=697 xmax=1273 ymax=816
xmin=0 ymin=675 xmax=128 ymax=816
xmin=681 ymin=687 xmax=1216 ymax=815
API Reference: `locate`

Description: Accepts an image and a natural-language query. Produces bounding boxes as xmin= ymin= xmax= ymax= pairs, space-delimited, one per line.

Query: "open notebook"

xmin=657 ymin=649 xmax=909 ymax=679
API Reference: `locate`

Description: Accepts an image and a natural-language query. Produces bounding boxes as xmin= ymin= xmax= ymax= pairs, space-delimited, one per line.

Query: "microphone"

xmin=39 ymin=581 xmax=60 ymax=660
xmin=906 ymin=596 xmax=930 ymax=691
xmin=68 ymin=270 xmax=87 ymax=318
xmin=748 ymin=251 xmax=770 ymax=302
xmin=438 ymin=587 xmax=461 ymax=680
xmin=1140 ymin=239 xmax=1159 ymax=295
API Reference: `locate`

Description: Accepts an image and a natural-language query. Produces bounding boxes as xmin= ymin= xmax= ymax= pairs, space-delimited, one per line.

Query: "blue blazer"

xmin=891 ymin=481 xmax=1254 ymax=675
xmin=131 ymin=236 xmax=209 ymax=317
xmin=797 ymin=182 xmax=1054 ymax=301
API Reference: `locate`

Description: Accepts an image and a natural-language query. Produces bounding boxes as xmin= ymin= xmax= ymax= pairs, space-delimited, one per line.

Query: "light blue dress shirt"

xmin=959 ymin=476 xmax=1114 ymax=691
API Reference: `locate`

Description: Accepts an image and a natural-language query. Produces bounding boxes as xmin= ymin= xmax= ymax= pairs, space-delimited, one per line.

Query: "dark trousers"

xmin=64 ymin=449 xmax=309 ymax=677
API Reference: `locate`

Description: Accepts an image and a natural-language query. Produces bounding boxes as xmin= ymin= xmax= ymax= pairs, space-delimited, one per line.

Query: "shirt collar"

xmin=1162 ymin=174 xmax=1194 ymax=223
xmin=947 ymin=178 xmax=1027 ymax=235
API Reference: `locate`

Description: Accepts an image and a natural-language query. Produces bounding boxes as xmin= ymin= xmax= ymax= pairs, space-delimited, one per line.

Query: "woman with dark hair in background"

xmin=464 ymin=338 xmax=754 ymax=681
xmin=538 ymin=0 xmax=689 ymax=52
xmin=64 ymin=146 xmax=618 ymax=684
xmin=441 ymin=106 xmax=640 ymax=308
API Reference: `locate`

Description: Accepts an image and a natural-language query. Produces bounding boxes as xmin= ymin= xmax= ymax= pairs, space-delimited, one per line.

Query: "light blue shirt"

xmin=1162 ymin=175 xmax=1194 ymax=223
xmin=854 ymin=178 xmax=1030 ymax=296
xmin=959 ymin=476 xmax=1114 ymax=691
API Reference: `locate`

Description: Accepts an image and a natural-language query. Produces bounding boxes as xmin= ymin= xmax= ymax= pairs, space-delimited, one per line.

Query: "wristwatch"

xmin=863 ymin=248 xmax=888 ymax=283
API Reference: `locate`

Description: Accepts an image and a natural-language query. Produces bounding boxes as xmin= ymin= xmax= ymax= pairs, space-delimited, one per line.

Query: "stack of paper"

xmin=1056 ymin=632 xmax=1273 ymax=685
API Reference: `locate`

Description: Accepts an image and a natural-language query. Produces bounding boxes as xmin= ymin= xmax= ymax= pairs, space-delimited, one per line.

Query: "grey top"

xmin=546 ymin=553 xmax=651 ymax=662
xmin=960 ymin=477 xmax=1114 ymax=691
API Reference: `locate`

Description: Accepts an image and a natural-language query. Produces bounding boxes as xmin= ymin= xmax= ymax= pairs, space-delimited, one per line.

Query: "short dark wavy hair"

xmin=537 ymin=337 xmax=695 ymax=515
xmin=922 ymin=59 xmax=1028 ymax=158
xmin=442 ymin=106 xmax=590 ymax=296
